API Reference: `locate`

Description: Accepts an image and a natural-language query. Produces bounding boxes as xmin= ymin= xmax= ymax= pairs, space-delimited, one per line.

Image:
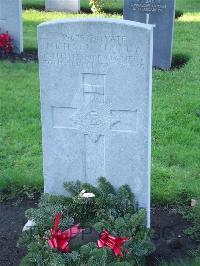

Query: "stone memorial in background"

xmin=124 ymin=0 xmax=176 ymax=69
xmin=45 ymin=0 xmax=80 ymax=13
xmin=38 ymin=18 xmax=153 ymax=226
xmin=0 ymin=0 xmax=23 ymax=53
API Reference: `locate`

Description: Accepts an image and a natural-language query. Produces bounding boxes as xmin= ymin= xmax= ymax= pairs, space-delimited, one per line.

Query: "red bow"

xmin=48 ymin=212 xmax=84 ymax=253
xmin=97 ymin=229 xmax=129 ymax=257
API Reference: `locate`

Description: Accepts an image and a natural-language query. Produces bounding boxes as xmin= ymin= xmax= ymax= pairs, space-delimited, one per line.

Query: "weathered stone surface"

xmin=38 ymin=18 xmax=153 ymax=226
xmin=124 ymin=0 xmax=176 ymax=69
xmin=0 ymin=0 xmax=23 ymax=53
xmin=45 ymin=0 xmax=80 ymax=12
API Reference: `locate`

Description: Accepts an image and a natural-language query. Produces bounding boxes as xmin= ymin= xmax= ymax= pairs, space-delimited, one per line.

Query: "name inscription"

xmin=39 ymin=33 xmax=145 ymax=69
xmin=130 ymin=0 xmax=167 ymax=13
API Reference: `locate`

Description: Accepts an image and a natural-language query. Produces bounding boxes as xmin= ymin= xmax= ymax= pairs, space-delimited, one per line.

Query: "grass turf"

xmin=22 ymin=0 xmax=200 ymax=13
xmin=22 ymin=0 xmax=123 ymax=13
xmin=0 ymin=2 xmax=200 ymax=205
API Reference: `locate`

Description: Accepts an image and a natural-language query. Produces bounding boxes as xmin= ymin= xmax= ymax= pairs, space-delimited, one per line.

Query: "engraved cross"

xmin=52 ymin=73 xmax=137 ymax=181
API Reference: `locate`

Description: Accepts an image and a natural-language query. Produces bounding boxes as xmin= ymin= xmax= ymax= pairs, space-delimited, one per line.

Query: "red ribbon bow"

xmin=97 ymin=229 xmax=129 ymax=257
xmin=48 ymin=212 xmax=84 ymax=253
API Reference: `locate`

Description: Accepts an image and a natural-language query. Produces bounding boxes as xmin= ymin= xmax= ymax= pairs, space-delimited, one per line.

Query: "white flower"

xmin=79 ymin=190 xmax=95 ymax=198
xmin=22 ymin=220 xmax=36 ymax=232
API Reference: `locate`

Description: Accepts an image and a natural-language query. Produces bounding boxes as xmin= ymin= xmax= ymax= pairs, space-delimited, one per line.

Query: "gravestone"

xmin=38 ymin=18 xmax=153 ymax=226
xmin=124 ymin=0 xmax=176 ymax=69
xmin=45 ymin=0 xmax=80 ymax=13
xmin=0 ymin=0 xmax=23 ymax=53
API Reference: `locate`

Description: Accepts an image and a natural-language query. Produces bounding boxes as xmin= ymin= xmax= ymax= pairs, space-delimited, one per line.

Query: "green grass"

xmin=0 ymin=62 xmax=42 ymax=194
xmin=0 ymin=2 xmax=200 ymax=204
xmin=22 ymin=0 xmax=200 ymax=13
xmin=22 ymin=0 xmax=123 ymax=13
xmin=152 ymin=11 xmax=200 ymax=203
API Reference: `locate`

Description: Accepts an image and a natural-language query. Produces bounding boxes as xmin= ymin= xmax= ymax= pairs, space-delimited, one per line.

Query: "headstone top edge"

xmin=37 ymin=18 xmax=154 ymax=31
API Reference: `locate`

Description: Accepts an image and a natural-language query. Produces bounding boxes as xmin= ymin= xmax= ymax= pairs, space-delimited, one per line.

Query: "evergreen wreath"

xmin=18 ymin=177 xmax=155 ymax=265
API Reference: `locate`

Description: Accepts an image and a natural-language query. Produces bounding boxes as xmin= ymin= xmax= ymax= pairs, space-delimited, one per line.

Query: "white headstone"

xmin=0 ymin=0 xmax=23 ymax=53
xmin=45 ymin=0 xmax=80 ymax=13
xmin=38 ymin=18 xmax=153 ymax=226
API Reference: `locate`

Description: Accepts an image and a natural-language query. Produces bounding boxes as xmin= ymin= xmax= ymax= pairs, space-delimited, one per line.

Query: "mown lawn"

xmin=22 ymin=0 xmax=200 ymax=13
xmin=0 ymin=1 xmax=200 ymax=207
xmin=22 ymin=0 xmax=123 ymax=11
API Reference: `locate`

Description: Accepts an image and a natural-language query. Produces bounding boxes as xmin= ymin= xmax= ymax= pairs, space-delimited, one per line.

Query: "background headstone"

xmin=124 ymin=0 xmax=176 ymax=69
xmin=38 ymin=18 xmax=153 ymax=226
xmin=45 ymin=0 xmax=80 ymax=13
xmin=0 ymin=0 xmax=23 ymax=53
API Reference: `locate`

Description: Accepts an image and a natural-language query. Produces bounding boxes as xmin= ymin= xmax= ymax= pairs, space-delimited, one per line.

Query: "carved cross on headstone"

xmin=52 ymin=73 xmax=137 ymax=181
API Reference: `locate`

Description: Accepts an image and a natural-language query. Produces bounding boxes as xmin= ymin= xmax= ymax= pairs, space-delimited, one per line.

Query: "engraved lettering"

xmin=130 ymin=0 xmax=167 ymax=13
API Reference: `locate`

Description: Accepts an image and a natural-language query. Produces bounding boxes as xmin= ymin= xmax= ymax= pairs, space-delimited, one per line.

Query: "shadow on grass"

xmin=24 ymin=48 xmax=38 ymax=53
xmin=171 ymin=54 xmax=190 ymax=70
xmin=82 ymin=7 xmax=184 ymax=17
xmin=82 ymin=7 xmax=183 ymax=16
xmin=81 ymin=7 xmax=123 ymax=15
xmin=23 ymin=5 xmax=123 ymax=15
xmin=23 ymin=4 xmax=182 ymax=18
xmin=175 ymin=10 xmax=184 ymax=19
xmin=23 ymin=4 xmax=45 ymax=11
xmin=0 ymin=49 xmax=38 ymax=63
xmin=154 ymin=54 xmax=190 ymax=71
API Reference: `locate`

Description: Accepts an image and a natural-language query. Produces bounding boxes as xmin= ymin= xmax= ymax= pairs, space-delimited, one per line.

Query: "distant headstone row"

xmin=124 ymin=0 xmax=176 ymax=69
xmin=45 ymin=0 xmax=176 ymax=68
xmin=0 ymin=0 xmax=175 ymax=69
xmin=38 ymin=18 xmax=153 ymax=226
xmin=0 ymin=0 xmax=23 ymax=53
xmin=45 ymin=0 xmax=80 ymax=13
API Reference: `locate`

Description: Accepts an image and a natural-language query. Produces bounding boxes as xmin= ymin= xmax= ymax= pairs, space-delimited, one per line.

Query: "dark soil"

xmin=0 ymin=200 xmax=38 ymax=266
xmin=0 ymin=199 xmax=198 ymax=266
xmin=0 ymin=51 xmax=38 ymax=63
xmin=147 ymin=208 xmax=198 ymax=265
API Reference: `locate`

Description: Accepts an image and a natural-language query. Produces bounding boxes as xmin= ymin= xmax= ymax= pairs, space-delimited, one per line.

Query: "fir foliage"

xmin=18 ymin=178 xmax=155 ymax=265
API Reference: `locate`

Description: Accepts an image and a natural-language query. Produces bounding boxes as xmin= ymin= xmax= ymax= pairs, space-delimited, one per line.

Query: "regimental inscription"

xmin=52 ymin=73 xmax=138 ymax=179
xmin=130 ymin=0 xmax=167 ymax=13
xmin=39 ymin=33 xmax=145 ymax=69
